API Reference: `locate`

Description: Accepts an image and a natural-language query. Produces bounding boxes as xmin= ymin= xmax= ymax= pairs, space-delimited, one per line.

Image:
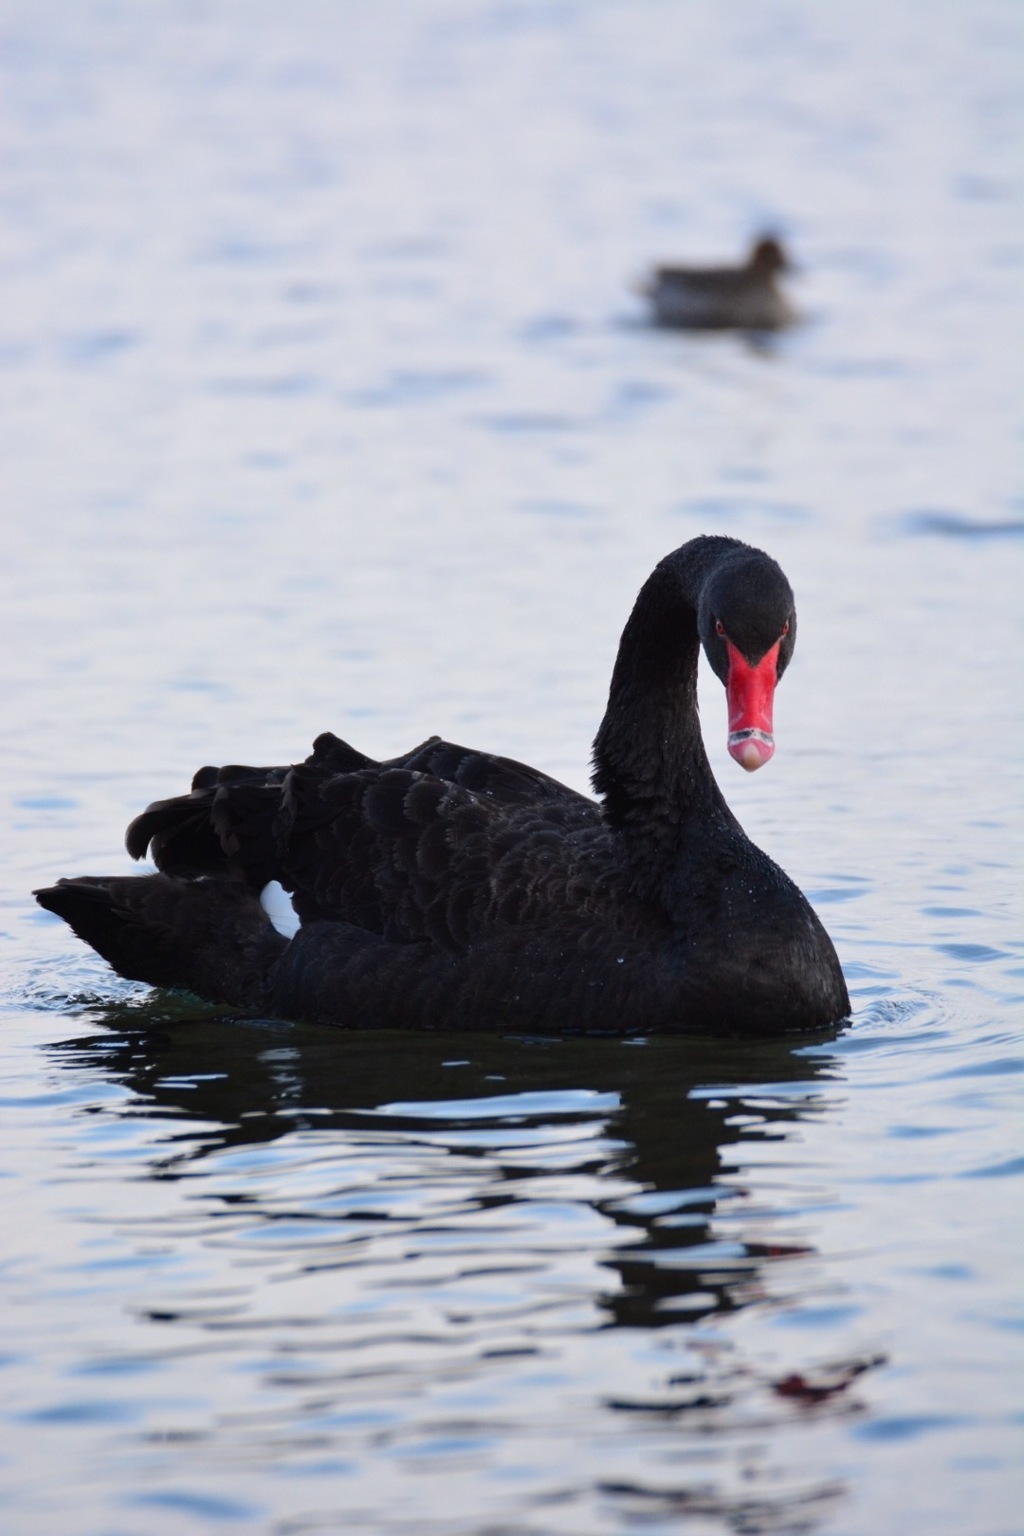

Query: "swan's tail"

xmin=34 ymin=875 xmax=287 ymax=1008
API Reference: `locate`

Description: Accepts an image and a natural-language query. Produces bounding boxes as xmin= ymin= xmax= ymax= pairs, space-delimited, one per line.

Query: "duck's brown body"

xmin=643 ymin=236 xmax=796 ymax=331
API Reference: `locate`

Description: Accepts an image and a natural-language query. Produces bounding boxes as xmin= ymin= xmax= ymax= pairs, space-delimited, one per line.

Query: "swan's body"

xmin=642 ymin=236 xmax=796 ymax=331
xmin=36 ymin=536 xmax=849 ymax=1036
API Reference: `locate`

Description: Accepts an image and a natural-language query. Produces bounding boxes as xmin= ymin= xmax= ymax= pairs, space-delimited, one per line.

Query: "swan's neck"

xmin=591 ymin=555 xmax=736 ymax=870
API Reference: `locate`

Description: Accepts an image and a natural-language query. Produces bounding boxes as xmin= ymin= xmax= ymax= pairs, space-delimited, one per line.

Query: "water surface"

xmin=1 ymin=3 xmax=1021 ymax=1533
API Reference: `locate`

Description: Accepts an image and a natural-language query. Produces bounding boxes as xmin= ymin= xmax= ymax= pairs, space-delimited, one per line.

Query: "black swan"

xmin=36 ymin=536 xmax=849 ymax=1036
xmin=641 ymin=235 xmax=796 ymax=331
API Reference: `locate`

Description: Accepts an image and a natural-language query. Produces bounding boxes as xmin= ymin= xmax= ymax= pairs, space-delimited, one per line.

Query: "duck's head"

xmin=749 ymin=236 xmax=792 ymax=275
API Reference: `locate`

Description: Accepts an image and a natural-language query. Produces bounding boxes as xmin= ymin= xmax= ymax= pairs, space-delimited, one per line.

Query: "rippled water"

xmin=2 ymin=2 xmax=1022 ymax=1532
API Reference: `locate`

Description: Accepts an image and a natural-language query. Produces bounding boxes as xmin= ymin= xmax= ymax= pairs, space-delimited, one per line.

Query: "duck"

xmin=641 ymin=235 xmax=797 ymax=331
xmin=35 ymin=536 xmax=849 ymax=1037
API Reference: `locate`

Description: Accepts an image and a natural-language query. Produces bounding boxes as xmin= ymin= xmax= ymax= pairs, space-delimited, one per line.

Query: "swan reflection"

xmin=48 ymin=1010 xmax=842 ymax=1330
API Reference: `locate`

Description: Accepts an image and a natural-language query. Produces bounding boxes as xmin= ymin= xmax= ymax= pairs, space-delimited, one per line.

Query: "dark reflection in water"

xmin=48 ymin=1005 xmax=842 ymax=1333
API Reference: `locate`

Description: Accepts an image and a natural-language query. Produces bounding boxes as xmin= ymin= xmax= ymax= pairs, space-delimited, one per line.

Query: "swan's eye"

xmin=715 ymin=619 xmax=725 ymax=636
xmin=781 ymin=620 xmax=790 ymax=637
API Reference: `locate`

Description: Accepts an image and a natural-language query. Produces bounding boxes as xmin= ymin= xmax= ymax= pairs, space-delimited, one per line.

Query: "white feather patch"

xmin=260 ymin=880 xmax=301 ymax=939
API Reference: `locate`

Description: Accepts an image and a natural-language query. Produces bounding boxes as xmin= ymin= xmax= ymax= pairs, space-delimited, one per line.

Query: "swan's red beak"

xmin=725 ymin=639 xmax=780 ymax=771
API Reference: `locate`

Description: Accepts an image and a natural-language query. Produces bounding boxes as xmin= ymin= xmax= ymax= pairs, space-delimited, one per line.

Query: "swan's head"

xmin=699 ymin=551 xmax=796 ymax=772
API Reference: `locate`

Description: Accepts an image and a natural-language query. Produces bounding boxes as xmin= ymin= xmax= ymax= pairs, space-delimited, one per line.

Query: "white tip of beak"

xmin=728 ymin=732 xmax=775 ymax=771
